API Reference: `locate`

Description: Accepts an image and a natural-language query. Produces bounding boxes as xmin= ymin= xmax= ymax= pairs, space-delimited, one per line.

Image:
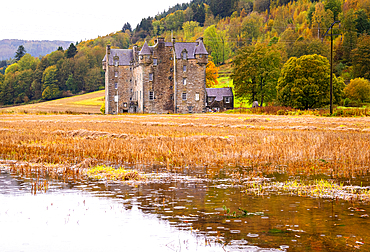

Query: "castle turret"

xmin=195 ymin=38 xmax=208 ymax=65
xmin=139 ymin=41 xmax=152 ymax=65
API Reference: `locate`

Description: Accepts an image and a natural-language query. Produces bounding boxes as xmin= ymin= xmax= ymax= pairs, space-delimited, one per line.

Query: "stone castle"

xmin=102 ymin=37 xmax=208 ymax=114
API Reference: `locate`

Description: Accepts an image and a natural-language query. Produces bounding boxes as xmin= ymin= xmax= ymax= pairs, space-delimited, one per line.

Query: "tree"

xmin=192 ymin=3 xmax=205 ymax=26
xmin=18 ymin=54 xmax=39 ymax=71
xmin=65 ymin=43 xmax=78 ymax=58
xmin=341 ymin=10 xmax=357 ymax=63
xmin=324 ymin=0 xmax=342 ymax=21
xmin=15 ymin=45 xmax=26 ymax=62
xmin=287 ymin=38 xmax=329 ymax=60
xmin=355 ymin=9 xmax=370 ymax=35
xmin=277 ymin=54 xmax=345 ymax=109
xmin=206 ymin=61 xmax=219 ymax=87
xmin=183 ymin=21 xmax=200 ymax=40
xmin=352 ymin=34 xmax=370 ymax=79
xmin=42 ymin=65 xmax=59 ymax=99
xmin=203 ymin=25 xmax=232 ymax=65
xmin=65 ymin=74 xmax=77 ymax=94
xmin=122 ymin=22 xmax=132 ymax=33
xmin=209 ymin=0 xmax=237 ymax=18
xmin=232 ymin=43 xmax=282 ymax=106
xmin=343 ymin=78 xmax=370 ymax=102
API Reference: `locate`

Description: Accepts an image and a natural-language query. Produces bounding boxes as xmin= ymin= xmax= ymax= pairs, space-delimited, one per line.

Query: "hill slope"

xmin=0 ymin=39 xmax=73 ymax=60
xmin=0 ymin=90 xmax=104 ymax=114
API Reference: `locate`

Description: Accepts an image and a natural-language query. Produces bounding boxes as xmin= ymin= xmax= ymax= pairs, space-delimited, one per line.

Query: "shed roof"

xmin=206 ymin=87 xmax=233 ymax=101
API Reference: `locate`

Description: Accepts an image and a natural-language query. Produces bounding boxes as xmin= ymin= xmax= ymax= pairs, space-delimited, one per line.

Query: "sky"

xmin=2 ymin=0 xmax=190 ymax=42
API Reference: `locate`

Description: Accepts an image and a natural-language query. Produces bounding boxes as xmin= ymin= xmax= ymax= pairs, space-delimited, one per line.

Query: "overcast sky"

xmin=2 ymin=0 xmax=190 ymax=42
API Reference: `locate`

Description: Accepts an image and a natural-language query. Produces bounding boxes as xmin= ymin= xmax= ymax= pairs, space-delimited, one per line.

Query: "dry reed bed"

xmin=0 ymin=114 xmax=369 ymax=178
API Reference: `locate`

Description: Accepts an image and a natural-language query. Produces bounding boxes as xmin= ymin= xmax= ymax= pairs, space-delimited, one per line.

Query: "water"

xmin=1 ymin=167 xmax=369 ymax=251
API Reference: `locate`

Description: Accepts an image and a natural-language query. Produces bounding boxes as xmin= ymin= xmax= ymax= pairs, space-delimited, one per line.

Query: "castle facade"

xmin=102 ymin=37 xmax=208 ymax=114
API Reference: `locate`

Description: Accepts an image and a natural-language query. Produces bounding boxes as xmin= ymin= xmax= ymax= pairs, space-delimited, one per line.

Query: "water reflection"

xmin=1 ymin=167 xmax=370 ymax=251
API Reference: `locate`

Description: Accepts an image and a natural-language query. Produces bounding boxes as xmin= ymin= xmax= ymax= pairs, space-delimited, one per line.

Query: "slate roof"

xmin=195 ymin=40 xmax=208 ymax=55
xmin=139 ymin=41 xmax=152 ymax=55
xmin=103 ymin=49 xmax=134 ymax=66
xmin=174 ymin=43 xmax=196 ymax=59
xmin=206 ymin=87 xmax=233 ymax=101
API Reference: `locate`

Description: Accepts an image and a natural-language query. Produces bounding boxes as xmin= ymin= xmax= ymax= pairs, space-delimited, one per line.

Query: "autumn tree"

xmin=343 ymin=78 xmax=370 ymax=102
xmin=232 ymin=43 xmax=282 ymax=106
xmin=42 ymin=65 xmax=60 ymax=100
xmin=352 ymin=34 xmax=370 ymax=79
xmin=277 ymin=54 xmax=345 ymax=109
xmin=206 ymin=61 xmax=219 ymax=87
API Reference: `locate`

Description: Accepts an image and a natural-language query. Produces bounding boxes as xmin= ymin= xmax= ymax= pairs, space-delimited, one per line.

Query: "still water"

xmin=1 ymin=167 xmax=369 ymax=251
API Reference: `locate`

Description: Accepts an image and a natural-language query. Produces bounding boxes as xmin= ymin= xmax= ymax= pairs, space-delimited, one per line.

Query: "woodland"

xmin=0 ymin=0 xmax=369 ymax=109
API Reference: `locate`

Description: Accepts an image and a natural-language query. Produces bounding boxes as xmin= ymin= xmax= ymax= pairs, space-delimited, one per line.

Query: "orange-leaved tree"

xmin=206 ymin=61 xmax=219 ymax=88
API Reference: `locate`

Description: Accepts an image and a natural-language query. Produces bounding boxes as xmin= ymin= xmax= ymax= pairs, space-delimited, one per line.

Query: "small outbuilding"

xmin=206 ymin=87 xmax=234 ymax=112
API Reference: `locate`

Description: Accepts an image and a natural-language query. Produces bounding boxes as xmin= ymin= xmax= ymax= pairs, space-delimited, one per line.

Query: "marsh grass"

xmin=0 ymin=114 xmax=369 ymax=181
xmin=245 ymin=179 xmax=370 ymax=202
xmin=86 ymin=165 xmax=143 ymax=181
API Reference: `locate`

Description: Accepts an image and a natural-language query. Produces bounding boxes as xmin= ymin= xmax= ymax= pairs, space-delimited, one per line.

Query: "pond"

xmin=1 ymin=165 xmax=369 ymax=251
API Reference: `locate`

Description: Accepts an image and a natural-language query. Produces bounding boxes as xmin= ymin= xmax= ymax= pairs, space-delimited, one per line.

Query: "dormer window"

xmin=114 ymin=57 xmax=119 ymax=66
xmin=182 ymin=51 xmax=187 ymax=60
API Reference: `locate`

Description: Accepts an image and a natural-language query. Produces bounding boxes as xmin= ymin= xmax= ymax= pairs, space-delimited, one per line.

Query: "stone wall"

xmin=175 ymin=56 xmax=206 ymax=113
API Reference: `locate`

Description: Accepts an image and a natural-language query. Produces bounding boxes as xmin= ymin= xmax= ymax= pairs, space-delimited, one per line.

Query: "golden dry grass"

xmin=0 ymin=113 xmax=369 ymax=178
xmin=0 ymin=90 xmax=104 ymax=114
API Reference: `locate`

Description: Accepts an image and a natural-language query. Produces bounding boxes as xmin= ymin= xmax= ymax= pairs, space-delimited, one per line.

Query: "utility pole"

xmin=322 ymin=21 xmax=341 ymax=115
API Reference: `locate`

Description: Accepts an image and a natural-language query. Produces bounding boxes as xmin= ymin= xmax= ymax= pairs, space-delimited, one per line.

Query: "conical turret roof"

xmin=139 ymin=41 xmax=152 ymax=55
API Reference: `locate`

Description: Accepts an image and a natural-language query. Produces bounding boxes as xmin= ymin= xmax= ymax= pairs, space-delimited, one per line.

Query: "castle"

xmin=102 ymin=37 xmax=209 ymax=114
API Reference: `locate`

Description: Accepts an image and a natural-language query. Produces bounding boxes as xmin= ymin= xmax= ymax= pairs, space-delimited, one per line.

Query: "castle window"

xmin=149 ymin=91 xmax=154 ymax=100
xmin=170 ymin=68 xmax=173 ymax=72
xmin=199 ymin=54 xmax=203 ymax=58
xmin=115 ymin=82 xmax=118 ymax=89
xmin=182 ymin=92 xmax=187 ymax=100
xmin=114 ymin=60 xmax=119 ymax=66
xmin=182 ymin=51 xmax=187 ymax=60
xmin=225 ymin=97 xmax=230 ymax=103
xmin=149 ymin=73 xmax=153 ymax=81
xmin=153 ymin=58 xmax=158 ymax=66
xmin=183 ymin=65 xmax=187 ymax=72
xmin=195 ymin=93 xmax=200 ymax=101
xmin=114 ymin=95 xmax=118 ymax=103
xmin=115 ymin=71 xmax=118 ymax=77
xmin=183 ymin=78 xmax=187 ymax=85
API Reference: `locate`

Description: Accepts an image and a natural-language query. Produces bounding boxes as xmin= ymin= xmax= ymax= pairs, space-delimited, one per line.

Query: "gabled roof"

xmin=206 ymin=87 xmax=233 ymax=101
xmin=174 ymin=43 xmax=198 ymax=59
xmin=139 ymin=41 xmax=152 ymax=55
xmin=104 ymin=49 xmax=134 ymax=66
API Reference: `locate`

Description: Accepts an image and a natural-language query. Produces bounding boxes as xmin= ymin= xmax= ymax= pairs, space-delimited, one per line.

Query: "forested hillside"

xmin=0 ymin=0 xmax=369 ymax=108
xmin=0 ymin=40 xmax=72 ymax=60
